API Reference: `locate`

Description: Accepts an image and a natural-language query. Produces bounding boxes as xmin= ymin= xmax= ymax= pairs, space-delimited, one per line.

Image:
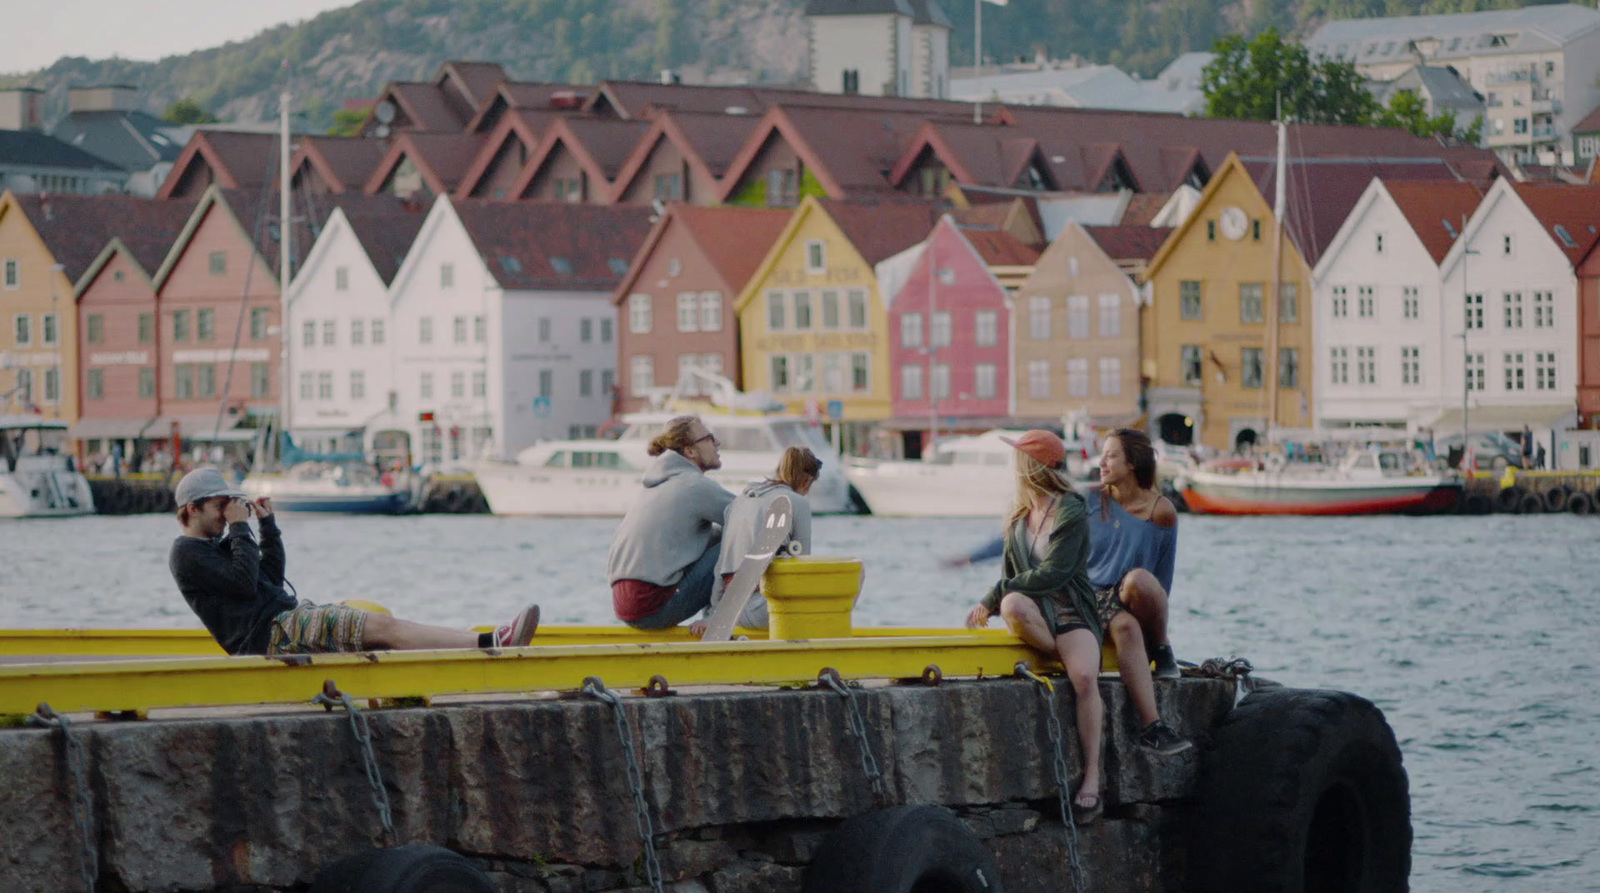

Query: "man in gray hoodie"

xmin=607 ymin=415 xmax=736 ymax=629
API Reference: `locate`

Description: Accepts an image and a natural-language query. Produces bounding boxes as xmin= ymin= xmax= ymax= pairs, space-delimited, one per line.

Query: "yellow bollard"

xmin=762 ymin=557 xmax=863 ymax=640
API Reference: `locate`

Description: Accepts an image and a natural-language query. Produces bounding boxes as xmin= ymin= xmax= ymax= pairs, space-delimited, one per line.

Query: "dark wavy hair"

xmin=1101 ymin=428 xmax=1158 ymax=521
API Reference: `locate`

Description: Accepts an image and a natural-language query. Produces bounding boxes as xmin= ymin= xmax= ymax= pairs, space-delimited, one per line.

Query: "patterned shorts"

xmin=1041 ymin=585 xmax=1128 ymax=637
xmin=266 ymin=602 xmax=367 ymax=654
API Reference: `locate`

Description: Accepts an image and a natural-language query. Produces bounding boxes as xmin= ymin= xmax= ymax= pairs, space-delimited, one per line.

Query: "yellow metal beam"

xmin=0 ymin=634 xmax=1045 ymax=719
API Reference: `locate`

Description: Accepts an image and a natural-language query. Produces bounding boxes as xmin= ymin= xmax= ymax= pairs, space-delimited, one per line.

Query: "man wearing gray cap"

xmin=169 ymin=467 xmax=540 ymax=655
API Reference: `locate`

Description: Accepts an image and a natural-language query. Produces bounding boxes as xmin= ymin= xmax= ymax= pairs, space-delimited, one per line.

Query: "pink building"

xmin=882 ymin=215 xmax=1039 ymax=456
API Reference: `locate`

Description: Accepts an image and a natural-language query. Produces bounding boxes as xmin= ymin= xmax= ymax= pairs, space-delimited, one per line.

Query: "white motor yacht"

xmin=846 ymin=429 xmax=1037 ymax=518
xmin=0 ymin=415 xmax=95 ymax=518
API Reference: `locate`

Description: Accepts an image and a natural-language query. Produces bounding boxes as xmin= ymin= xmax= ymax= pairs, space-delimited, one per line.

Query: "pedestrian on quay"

xmin=169 ymin=467 xmax=540 ymax=656
xmin=963 ymin=430 xmax=1191 ymax=823
xmin=709 ymin=446 xmax=821 ymax=632
xmin=606 ymin=415 xmax=735 ymax=630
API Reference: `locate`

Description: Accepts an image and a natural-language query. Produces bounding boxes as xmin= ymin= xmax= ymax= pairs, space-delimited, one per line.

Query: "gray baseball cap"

xmin=173 ymin=467 xmax=247 ymax=507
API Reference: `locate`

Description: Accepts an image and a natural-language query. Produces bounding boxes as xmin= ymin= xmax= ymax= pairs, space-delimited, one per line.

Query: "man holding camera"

xmin=169 ymin=467 xmax=539 ymax=655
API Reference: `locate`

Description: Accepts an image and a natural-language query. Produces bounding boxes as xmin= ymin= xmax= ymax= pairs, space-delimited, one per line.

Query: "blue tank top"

xmin=1083 ymin=487 xmax=1178 ymax=594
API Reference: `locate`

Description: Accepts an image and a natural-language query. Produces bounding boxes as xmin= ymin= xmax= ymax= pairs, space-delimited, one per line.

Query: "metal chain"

xmin=312 ymin=688 xmax=395 ymax=842
xmin=1194 ymin=656 xmax=1256 ymax=706
xmin=819 ymin=670 xmax=886 ymax=800
xmin=1014 ymin=665 xmax=1090 ymax=893
xmin=27 ymin=704 xmax=98 ymax=893
xmin=583 ymin=678 xmax=664 ymax=893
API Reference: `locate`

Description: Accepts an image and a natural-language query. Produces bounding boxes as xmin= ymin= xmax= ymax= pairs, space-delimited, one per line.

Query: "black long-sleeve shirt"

xmin=169 ymin=516 xmax=297 ymax=655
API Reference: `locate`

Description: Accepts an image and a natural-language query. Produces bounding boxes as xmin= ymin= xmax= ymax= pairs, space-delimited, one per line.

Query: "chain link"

xmin=1014 ymin=665 xmax=1090 ymax=893
xmin=312 ymin=688 xmax=395 ymax=842
xmin=1193 ymin=656 xmax=1256 ymax=706
xmin=28 ymin=704 xmax=98 ymax=893
xmin=819 ymin=669 xmax=887 ymax=800
xmin=583 ymin=678 xmax=664 ymax=893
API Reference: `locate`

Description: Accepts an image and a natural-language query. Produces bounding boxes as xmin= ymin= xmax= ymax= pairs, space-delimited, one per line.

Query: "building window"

xmin=473 ymin=371 xmax=486 ymax=398
xmin=38 ymin=313 xmax=57 ymax=346
xmin=1028 ymin=359 xmax=1049 ymax=399
xmin=769 ymin=354 xmax=789 ymax=393
xmin=468 ymin=315 xmax=483 ymax=344
xmin=1280 ymin=283 xmax=1299 ymax=323
xmin=806 ymin=241 xmax=826 ymax=273
xmin=85 ymin=314 xmax=103 ymax=345
xmin=351 ymin=319 xmax=365 ymax=346
xmin=1181 ymin=345 xmax=1203 ymax=386
xmin=187 ymin=307 xmax=209 ymax=342
xmin=316 ymin=371 xmax=332 ymax=400
xmin=1357 ymin=286 xmax=1374 ymax=319
xmin=251 ymin=307 xmax=269 ymax=340
xmin=2 ymin=259 xmax=16 ymax=288
xmin=440 ymin=263 xmax=454 ymax=288
xmin=41 ymin=368 xmax=58 ymax=403
xmin=847 ymin=290 xmax=867 ymax=330
xmin=1401 ymin=346 xmax=1421 ymax=386
xmin=323 ymin=319 xmax=336 ymax=346
xmin=931 ymin=363 xmax=950 ymax=400
xmin=676 ymin=293 xmax=699 ymax=332
xmin=1503 ymin=291 xmax=1523 ymax=329
xmin=766 ymin=169 xmax=798 ymax=206
xmin=194 ymin=365 xmax=214 ymax=399
xmin=653 ymin=173 xmax=682 ymax=201
xmin=629 ymin=295 xmax=652 ymax=333
xmin=600 ymin=318 xmax=613 ymax=343
xmin=580 ymin=319 xmax=593 ymax=343
xmin=1504 ymin=351 xmax=1525 ymax=391
xmin=1465 ymin=353 xmax=1484 ymax=391
xmin=631 ymin=355 xmax=655 ymax=394
xmin=1330 ymin=347 xmax=1349 ymax=385
xmin=975 ymin=363 xmax=996 ymax=399
xmin=1239 ymin=283 xmax=1264 ymax=324
xmin=371 ymin=319 xmax=385 ymax=345
xmin=303 ymin=320 xmax=316 ymax=347
xmin=299 ymin=371 xmax=314 ymax=400
xmin=12 ymin=314 xmax=29 ymax=346
xmin=767 ymin=291 xmax=786 ymax=331
xmin=420 ymin=371 xmax=434 ymax=399
xmin=1356 ymin=346 xmax=1376 ymax=385
xmin=1097 ymin=294 xmax=1120 ymax=337
xmin=1332 ymin=286 xmax=1348 ymax=318
xmin=850 ymin=352 xmax=870 ymax=392
xmin=1067 ymin=295 xmax=1091 ymax=338
xmin=699 ymin=292 xmax=722 ymax=332
xmin=793 ymin=291 xmax=814 ymax=330
xmin=1532 ymin=291 xmax=1553 ymax=328
xmin=451 ymin=371 xmax=466 ymax=398
xmin=1535 ymin=352 xmax=1556 ymax=391
xmin=1028 ymin=296 xmax=1050 ymax=339
xmin=350 ymin=370 xmax=366 ymax=400
xmin=930 ymin=311 xmax=951 ymax=348
xmin=173 ymin=310 xmax=190 ymax=342
xmin=1279 ymin=348 xmax=1299 ymax=389
xmin=208 ymin=251 xmax=226 ymax=276
xmin=1064 ymin=358 xmax=1090 ymax=397
xmin=975 ymin=310 xmax=998 ymax=347
xmin=1375 ymin=232 xmax=1385 ymax=254
xmin=251 ymin=362 xmax=270 ymax=398
xmin=1465 ymin=293 xmax=1483 ymax=330
xmin=138 ymin=312 xmax=154 ymax=344
xmin=139 ymin=367 xmax=155 ymax=399
xmin=901 ymin=312 xmax=923 ymax=348
xmin=1180 ymin=281 xmax=1202 ymax=320
xmin=1241 ymin=348 xmax=1263 ymax=389
xmin=454 ymin=316 xmax=468 ymax=343
xmin=419 ymin=317 xmax=433 ymax=344
xmin=1402 ymin=287 xmax=1419 ymax=321
xmin=579 ymin=369 xmax=593 ymax=397
xmin=1098 ymin=356 xmax=1121 ymax=395
xmin=13 ymin=368 xmax=30 ymax=402
xmin=86 ymin=368 xmax=104 ymax=400
xmin=600 ymin=368 xmax=615 ymax=397
xmin=335 ymin=267 xmax=349 ymax=291
xmin=815 ymin=290 xmax=839 ymax=330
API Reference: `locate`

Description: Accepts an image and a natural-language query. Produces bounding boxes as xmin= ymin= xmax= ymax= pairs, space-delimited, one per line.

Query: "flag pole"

xmin=973 ymin=0 xmax=982 ymax=124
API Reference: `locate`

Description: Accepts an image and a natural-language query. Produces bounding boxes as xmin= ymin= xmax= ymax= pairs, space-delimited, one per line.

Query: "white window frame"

xmin=631 ymin=355 xmax=655 ymax=394
xmin=1027 ymin=359 xmax=1049 ymax=400
xmin=974 ymin=310 xmax=997 ymax=347
xmin=930 ymin=311 xmax=951 ymax=348
xmin=676 ymin=293 xmax=700 ymax=333
xmin=931 ymin=362 xmax=950 ymax=400
xmin=1098 ymin=294 xmax=1121 ymax=337
xmin=629 ymin=294 xmax=652 ymax=334
xmin=13 ymin=314 xmax=30 ymax=346
xmin=1402 ymin=286 xmax=1420 ymax=321
xmin=901 ymin=312 xmax=923 ymax=349
xmin=805 ymin=240 xmax=826 ymax=274
xmin=1356 ymin=346 xmax=1376 ymax=385
xmin=974 ymin=362 xmax=997 ymax=399
xmin=323 ymin=319 xmax=336 ymax=347
xmin=1067 ymin=295 xmax=1090 ymax=338
xmin=901 ymin=363 xmax=923 ymax=401
xmin=699 ymin=292 xmax=722 ymax=332
xmin=1098 ymin=356 xmax=1121 ymax=395
xmin=1028 ymin=296 xmax=1050 ymax=340
xmin=419 ymin=316 xmax=433 ymax=344
xmin=1067 ymin=357 xmax=1089 ymax=397
xmin=1330 ymin=347 xmax=1348 ymax=385
xmin=371 ymin=319 xmax=385 ymax=345
xmin=420 ymin=371 xmax=434 ymax=399
xmin=2 ymin=259 xmax=17 ymax=289
xmin=350 ymin=370 xmax=366 ymax=400
xmin=767 ymin=291 xmax=786 ymax=332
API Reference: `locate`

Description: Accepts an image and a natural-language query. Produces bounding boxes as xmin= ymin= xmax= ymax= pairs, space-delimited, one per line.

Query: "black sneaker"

xmin=1151 ymin=644 xmax=1181 ymax=679
xmin=1138 ymin=721 xmax=1193 ymax=756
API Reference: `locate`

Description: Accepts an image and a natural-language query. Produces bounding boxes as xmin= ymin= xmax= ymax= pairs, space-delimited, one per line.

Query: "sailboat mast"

xmin=1263 ymin=116 xmax=1286 ymax=441
xmin=278 ymin=87 xmax=292 ymax=463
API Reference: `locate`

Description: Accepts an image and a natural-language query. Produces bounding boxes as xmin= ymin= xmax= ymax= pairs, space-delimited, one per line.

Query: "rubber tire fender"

xmin=1495 ymin=485 xmax=1525 ymax=513
xmin=1459 ymin=492 xmax=1492 ymax=516
xmin=1517 ymin=491 xmax=1545 ymax=515
xmin=308 ymin=845 xmax=496 ymax=893
xmin=802 ymin=805 xmax=1004 ymax=893
xmin=1191 ymin=688 xmax=1410 ymax=893
xmin=1542 ymin=486 xmax=1570 ymax=513
xmin=1569 ymin=491 xmax=1594 ymax=516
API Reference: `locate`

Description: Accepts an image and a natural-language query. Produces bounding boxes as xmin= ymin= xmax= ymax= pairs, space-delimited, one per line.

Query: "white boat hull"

xmin=1180 ymin=470 xmax=1461 ymax=516
xmin=0 ymin=467 xmax=96 ymax=518
xmin=846 ymin=461 xmax=1014 ymax=517
xmin=474 ymin=456 xmax=854 ymax=517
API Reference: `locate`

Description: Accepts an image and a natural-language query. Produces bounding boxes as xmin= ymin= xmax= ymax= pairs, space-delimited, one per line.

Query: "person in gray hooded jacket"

xmin=607 ymin=415 xmax=736 ymax=629
xmin=711 ymin=446 xmax=821 ymax=630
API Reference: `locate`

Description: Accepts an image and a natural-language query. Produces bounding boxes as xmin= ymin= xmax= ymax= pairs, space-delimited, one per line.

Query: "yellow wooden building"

xmin=0 ymin=192 xmax=80 ymax=422
xmin=733 ymin=196 xmax=939 ymax=451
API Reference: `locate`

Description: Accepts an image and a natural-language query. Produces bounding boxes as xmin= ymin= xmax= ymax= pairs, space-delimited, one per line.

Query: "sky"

xmin=2 ymin=0 xmax=359 ymax=75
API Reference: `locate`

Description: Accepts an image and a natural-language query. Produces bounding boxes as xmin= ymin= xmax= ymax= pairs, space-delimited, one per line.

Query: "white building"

xmin=952 ymin=63 xmax=1202 ymax=115
xmin=285 ymin=198 xmax=424 ymax=455
xmin=387 ymin=197 xmax=652 ymax=467
xmin=1306 ymin=4 xmax=1600 ymax=164
xmin=1435 ymin=177 xmax=1581 ymax=440
xmin=806 ymin=0 xmax=950 ymax=99
xmin=1312 ymin=178 xmax=1486 ymax=430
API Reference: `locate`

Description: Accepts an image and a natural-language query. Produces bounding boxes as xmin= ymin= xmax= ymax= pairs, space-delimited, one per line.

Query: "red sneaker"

xmin=493 ymin=604 xmax=540 ymax=647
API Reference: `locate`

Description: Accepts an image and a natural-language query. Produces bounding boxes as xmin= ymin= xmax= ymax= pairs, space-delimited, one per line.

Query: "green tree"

xmin=1374 ymin=90 xmax=1485 ymax=143
xmin=327 ymin=107 xmax=367 ymax=137
xmin=162 ymin=97 xmax=219 ymax=125
xmin=1202 ymin=29 xmax=1378 ymax=125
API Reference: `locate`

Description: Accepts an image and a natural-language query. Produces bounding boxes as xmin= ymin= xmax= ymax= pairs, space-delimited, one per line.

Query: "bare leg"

xmin=1119 ymin=569 xmax=1170 ymax=652
xmin=362 ymin=613 xmax=479 ymax=650
xmin=999 ymin=592 xmax=1057 ymax=653
xmin=1108 ymin=612 xmax=1160 ymax=727
xmin=1056 ymin=628 xmax=1104 ymax=806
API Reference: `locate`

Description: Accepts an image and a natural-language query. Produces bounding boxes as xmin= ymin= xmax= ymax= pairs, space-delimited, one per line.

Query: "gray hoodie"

xmin=715 ymin=480 xmax=812 ymax=577
xmin=606 ymin=450 xmax=736 ymax=586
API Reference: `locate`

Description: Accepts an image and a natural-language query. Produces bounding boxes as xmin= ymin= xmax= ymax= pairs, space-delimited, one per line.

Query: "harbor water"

xmin=2 ymin=511 xmax=1596 ymax=892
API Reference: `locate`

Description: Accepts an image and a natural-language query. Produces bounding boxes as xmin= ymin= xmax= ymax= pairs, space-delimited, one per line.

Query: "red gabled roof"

xmin=1119 ymin=192 xmax=1172 ymax=226
xmin=290 ymin=136 xmax=389 ymax=193
xmin=1383 ymin=180 xmax=1487 ymax=264
xmin=820 ymin=198 xmax=944 ymax=266
xmin=11 ymin=194 xmax=195 ymax=285
xmin=338 ymin=197 xmax=429 ymax=285
xmin=1083 ymin=225 xmax=1173 ymax=262
xmin=454 ymin=108 xmax=556 ymax=197
xmin=612 ymin=204 xmax=792 ymax=305
xmin=466 ymin=83 xmax=591 ymax=132
xmin=1572 ymin=100 xmax=1600 ymax=135
xmin=385 ymin=82 xmax=469 ymax=132
xmin=505 ymin=117 xmax=649 ymax=200
xmin=961 ymin=227 xmax=1042 ymax=266
xmin=586 ymin=80 xmax=976 ymax=120
xmin=889 ymin=121 xmax=1042 ymax=189
xmin=607 ymin=111 xmax=764 ymax=201
xmin=156 ymin=130 xmax=281 ymax=199
xmin=452 ymin=201 xmax=654 ymax=291
xmin=434 ymin=61 xmax=507 ymax=121
xmin=363 ymin=133 xmax=488 ymax=196
xmin=1512 ymin=182 xmax=1600 ymax=267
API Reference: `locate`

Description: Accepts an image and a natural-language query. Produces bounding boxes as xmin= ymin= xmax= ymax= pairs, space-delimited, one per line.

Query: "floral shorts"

xmin=266 ymin=602 xmax=367 ymax=654
xmin=1041 ymin=585 xmax=1128 ymax=637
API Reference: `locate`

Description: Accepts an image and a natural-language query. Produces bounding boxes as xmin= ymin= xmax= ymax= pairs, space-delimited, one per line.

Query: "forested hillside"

xmin=0 ymin=0 xmax=1548 ymax=130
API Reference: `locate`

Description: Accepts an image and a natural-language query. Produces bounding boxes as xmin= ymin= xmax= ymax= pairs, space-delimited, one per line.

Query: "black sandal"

xmin=1071 ymin=791 xmax=1103 ymax=824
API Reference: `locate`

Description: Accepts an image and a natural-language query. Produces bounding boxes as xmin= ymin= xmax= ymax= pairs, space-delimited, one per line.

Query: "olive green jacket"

xmin=980 ymin=490 xmax=1101 ymax=643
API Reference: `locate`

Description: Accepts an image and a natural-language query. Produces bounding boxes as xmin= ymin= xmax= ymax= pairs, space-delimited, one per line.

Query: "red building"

xmin=1578 ymin=232 xmax=1600 ymax=429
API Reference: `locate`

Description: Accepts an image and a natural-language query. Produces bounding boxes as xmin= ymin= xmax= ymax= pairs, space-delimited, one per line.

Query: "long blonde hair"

xmin=647 ymin=415 xmax=702 ymax=457
xmin=1005 ymin=451 xmax=1074 ymax=529
xmin=769 ymin=446 xmax=822 ymax=491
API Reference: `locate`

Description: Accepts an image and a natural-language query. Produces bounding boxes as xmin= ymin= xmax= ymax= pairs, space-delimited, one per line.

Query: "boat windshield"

xmin=769 ymin=421 xmax=834 ymax=456
xmin=544 ymin=449 xmax=631 ymax=469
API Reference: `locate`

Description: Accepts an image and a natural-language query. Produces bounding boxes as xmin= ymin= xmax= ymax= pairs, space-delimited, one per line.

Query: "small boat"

xmin=1177 ymin=448 xmax=1461 ymax=516
xmin=846 ymin=429 xmax=1093 ymax=517
xmin=243 ymin=460 xmax=420 ymax=514
xmin=0 ymin=415 xmax=96 ymax=518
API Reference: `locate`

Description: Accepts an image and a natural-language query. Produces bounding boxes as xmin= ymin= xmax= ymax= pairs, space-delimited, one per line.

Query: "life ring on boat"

xmin=309 ymin=845 xmax=495 ymax=893
xmin=1541 ymin=486 xmax=1570 ymax=513
xmin=1264 ymin=454 xmax=1286 ymax=474
xmin=1495 ymin=486 xmax=1526 ymax=513
xmin=1191 ymin=688 xmax=1410 ymax=893
xmin=1569 ymin=491 xmax=1594 ymax=516
xmin=802 ymin=805 xmax=1003 ymax=893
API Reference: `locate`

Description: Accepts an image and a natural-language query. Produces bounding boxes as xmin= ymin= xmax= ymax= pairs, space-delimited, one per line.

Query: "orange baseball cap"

xmin=1000 ymin=429 xmax=1067 ymax=469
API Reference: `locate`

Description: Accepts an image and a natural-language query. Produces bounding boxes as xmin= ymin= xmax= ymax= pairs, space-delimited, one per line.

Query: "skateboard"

xmin=701 ymin=495 xmax=793 ymax=641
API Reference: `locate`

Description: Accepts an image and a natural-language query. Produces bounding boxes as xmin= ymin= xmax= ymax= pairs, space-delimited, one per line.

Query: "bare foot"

xmin=689 ymin=621 xmax=708 ymax=638
xmin=1072 ymin=787 xmax=1103 ymax=823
